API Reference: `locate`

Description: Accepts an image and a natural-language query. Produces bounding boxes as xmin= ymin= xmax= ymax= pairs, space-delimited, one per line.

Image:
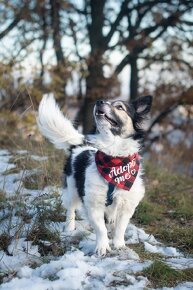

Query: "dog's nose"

xmin=96 ymin=100 xmax=104 ymax=106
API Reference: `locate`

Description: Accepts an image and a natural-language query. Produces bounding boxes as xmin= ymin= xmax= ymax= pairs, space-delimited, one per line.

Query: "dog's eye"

xmin=116 ymin=105 xmax=124 ymax=110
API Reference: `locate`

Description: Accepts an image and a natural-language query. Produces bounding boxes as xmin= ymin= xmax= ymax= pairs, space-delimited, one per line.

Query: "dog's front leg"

xmin=113 ymin=203 xmax=135 ymax=249
xmin=87 ymin=207 xmax=110 ymax=255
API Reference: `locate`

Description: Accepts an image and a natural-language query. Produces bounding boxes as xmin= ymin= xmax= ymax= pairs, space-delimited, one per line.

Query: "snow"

xmin=125 ymin=224 xmax=158 ymax=245
xmin=0 ymin=150 xmax=15 ymax=174
xmin=16 ymin=150 xmax=28 ymax=155
xmin=0 ymin=149 xmax=193 ymax=290
xmin=30 ymin=155 xmax=48 ymax=161
xmin=15 ymin=149 xmax=48 ymax=160
xmin=0 ymin=239 xmax=40 ymax=273
xmin=144 ymin=242 xmax=181 ymax=257
xmin=0 ymin=169 xmax=38 ymax=196
xmin=1 ymin=248 xmax=151 ymax=290
xmin=166 ymin=257 xmax=193 ymax=270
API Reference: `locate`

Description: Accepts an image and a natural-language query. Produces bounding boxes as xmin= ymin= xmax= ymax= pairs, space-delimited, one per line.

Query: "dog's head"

xmin=94 ymin=95 xmax=152 ymax=139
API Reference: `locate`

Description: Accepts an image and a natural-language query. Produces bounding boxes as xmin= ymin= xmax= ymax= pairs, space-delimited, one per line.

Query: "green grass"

xmin=133 ymin=200 xmax=162 ymax=225
xmin=141 ymin=260 xmax=193 ymax=288
xmin=152 ymin=227 xmax=193 ymax=253
xmin=132 ymin=162 xmax=193 ymax=254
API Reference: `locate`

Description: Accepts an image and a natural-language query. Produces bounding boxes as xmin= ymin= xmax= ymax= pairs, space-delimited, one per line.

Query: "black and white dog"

xmin=38 ymin=94 xmax=152 ymax=255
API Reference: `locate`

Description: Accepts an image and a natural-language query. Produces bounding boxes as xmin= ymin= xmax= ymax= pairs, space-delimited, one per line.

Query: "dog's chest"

xmin=84 ymin=160 xmax=144 ymax=205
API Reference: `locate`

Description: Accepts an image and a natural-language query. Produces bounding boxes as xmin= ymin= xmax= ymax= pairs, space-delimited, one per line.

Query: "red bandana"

xmin=95 ymin=151 xmax=140 ymax=191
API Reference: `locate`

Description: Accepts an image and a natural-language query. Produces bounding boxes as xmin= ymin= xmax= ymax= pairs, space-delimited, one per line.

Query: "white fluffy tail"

xmin=38 ymin=94 xmax=84 ymax=150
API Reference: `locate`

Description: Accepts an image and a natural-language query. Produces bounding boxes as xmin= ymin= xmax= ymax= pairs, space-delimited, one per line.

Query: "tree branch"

xmin=104 ymin=0 xmax=129 ymax=48
xmin=0 ymin=5 xmax=27 ymax=40
xmin=115 ymin=54 xmax=131 ymax=74
xmin=179 ymin=20 xmax=193 ymax=26
xmin=147 ymin=86 xmax=193 ymax=135
xmin=147 ymin=103 xmax=179 ymax=135
xmin=139 ymin=55 xmax=193 ymax=70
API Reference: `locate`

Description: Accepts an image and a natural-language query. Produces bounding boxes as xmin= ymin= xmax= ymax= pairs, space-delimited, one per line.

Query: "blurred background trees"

xmin=0 ymin=0 xmax=193 ymax=173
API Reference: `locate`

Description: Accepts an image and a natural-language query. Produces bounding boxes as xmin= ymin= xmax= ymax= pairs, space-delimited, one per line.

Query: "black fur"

xmin=73 ymin=150 xmax=93 ymax=201
xmin=132 ymin=95 xmax=153 ymax=140
xmin=63 ymin=154 xmax=72 ymax=187
xmin=122 ymin=96 xmax=153 ymax=140
xmin=64 ymin=155 xmax=72 ymax=176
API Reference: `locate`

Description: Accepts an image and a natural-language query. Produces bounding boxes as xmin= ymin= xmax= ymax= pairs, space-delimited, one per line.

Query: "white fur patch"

xmin=38 ymin=94 xmax=84 ymax=151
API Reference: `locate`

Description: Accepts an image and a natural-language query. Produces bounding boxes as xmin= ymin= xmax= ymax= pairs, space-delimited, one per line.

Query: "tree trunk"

xmin=130 ymin=56 xmax=139 ymax=100
xmin=81 ymin=0 xmax=106 ymax=133
xmin=82 ymin=98 xmax=96 ymax=133
xmin=50 ymin=0 xmax=68 ymax=101
xmin=50 ymin=0 xmax=64 ymax=65
xmin=82 ymin=57 xmax=105 ymax=133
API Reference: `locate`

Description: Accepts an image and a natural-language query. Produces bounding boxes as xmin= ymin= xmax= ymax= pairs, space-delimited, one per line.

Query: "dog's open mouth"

xmin=96 ymin=110 xmax=118 ymax=126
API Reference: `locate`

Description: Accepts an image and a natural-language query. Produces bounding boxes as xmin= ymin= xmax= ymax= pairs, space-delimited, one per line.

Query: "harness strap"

xmin=106 ymin=183 xmax=115 ymax=206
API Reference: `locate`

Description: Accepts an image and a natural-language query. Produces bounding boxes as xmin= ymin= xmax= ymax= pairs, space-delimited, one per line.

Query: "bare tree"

xmin=69 ymin=0 xmax=193 ymax=132
xmin=0 ymin=0 xmax=193 ymax=132
xmin=112 ymin=0 xmax=193 ymax=99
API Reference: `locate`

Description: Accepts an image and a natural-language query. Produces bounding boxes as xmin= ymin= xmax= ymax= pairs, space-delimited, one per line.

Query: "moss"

xmin=141 ymin=260 xmax=193 ymax=288
xmin=167 ymin=200 xmax=193 ymax=221
xmin=151 ymin=227 xmax=193 ymax=254
xmin=133 ymin=200 xmax=162 ymax=225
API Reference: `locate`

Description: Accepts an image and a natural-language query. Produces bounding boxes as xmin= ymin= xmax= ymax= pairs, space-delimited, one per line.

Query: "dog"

xmin=38 ymin=94 xmax=152 ymax=255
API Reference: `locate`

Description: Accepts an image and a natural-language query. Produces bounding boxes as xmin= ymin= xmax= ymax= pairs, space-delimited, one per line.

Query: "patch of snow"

xmin=0 ymin=238 xmax=40 ymax=273
xmin=0 ymin=149 xmax=11 ymax=156
xmin=0 ymin=169 xmax=38 ymax=196
xmin=0 ymin=276 xmax=66 ymax=290
xmin=166 ymin=257 xmax=193 ymax=270
xmin=0 ymin=150 xmax=15 ymax=174
xmin=30 ymin=155 xmax=48 ymax=161
xmin=144 ymin=242 xmax=181 ymax=257
xmin=1 ymin=249 xmax=151 ymax=290
xmin=16 ymin=150 xmax=28 ymax=155
xmin=18 ymin=266 xmax=33 ymax=278
xmin=125 ymin=224 xmax=158 ymax=245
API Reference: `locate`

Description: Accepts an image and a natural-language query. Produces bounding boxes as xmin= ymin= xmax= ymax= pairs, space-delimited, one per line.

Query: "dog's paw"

xmin=113 ymin=238 xmax=126 ymax=249
xmin=95 ymin=241 xmax=111 ymax=256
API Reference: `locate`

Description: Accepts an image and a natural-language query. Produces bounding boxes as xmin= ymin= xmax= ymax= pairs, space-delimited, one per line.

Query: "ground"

xmin=0 ymin=111 xmax=193 ymax=290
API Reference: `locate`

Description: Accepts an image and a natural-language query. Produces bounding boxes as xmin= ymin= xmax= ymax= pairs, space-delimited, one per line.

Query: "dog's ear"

xmin=132 ymin=95 xmax=153 ymax=116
